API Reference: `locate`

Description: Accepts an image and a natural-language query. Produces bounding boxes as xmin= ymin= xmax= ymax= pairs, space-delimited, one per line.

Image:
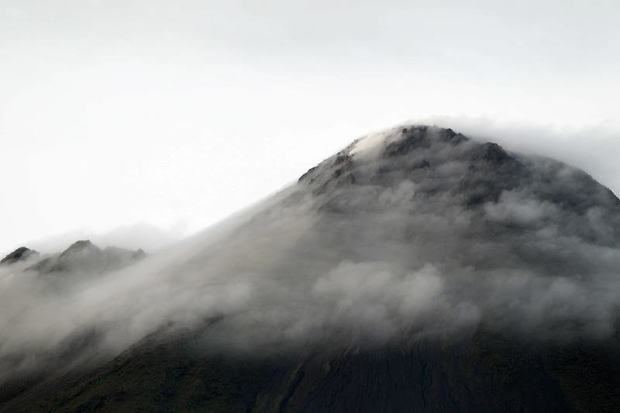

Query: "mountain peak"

xmin=344 ymin=125 xmax=467 ymax=159
xmin=0 ymin=246 xmax=39 ymax=265
xmin=25 ymin=240 xmax=146 ymax=275
xmin=298 ymin=125 xmax=523 ymax=202
xmin=59 ymin=240 xmax=100 ymax=258
xmin=298 ymin=123 xmax=620 ymax=235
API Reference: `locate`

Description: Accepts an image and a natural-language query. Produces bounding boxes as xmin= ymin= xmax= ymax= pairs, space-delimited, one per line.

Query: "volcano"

xmin=1 ymin=125 xmax=620 ymax=412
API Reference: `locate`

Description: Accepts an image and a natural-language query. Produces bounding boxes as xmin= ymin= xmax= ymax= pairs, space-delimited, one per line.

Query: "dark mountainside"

xmin=2 ymin=125 xmax=620 ymax=412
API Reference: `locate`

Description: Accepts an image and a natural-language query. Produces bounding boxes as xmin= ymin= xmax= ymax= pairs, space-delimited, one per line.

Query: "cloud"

xmin=312 ymin=261 xmax=444 ymax=342
xmin=484 ymin=190 xmax=557 ymax=225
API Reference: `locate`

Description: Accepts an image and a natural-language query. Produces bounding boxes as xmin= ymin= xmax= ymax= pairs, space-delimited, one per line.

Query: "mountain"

xmin=1 ymin=125 xmax=620 ymax=412
xmin=25 ymin=240 xmax=145 ymax=276
xmin=0 ymin=247 xmax=38 ymax=266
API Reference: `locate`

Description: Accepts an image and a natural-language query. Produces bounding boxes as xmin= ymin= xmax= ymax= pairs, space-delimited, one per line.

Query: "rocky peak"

xmin=59 ymin=240 xmax=100 ymax=258
xmin=0 ymin=246 xmax=39 ymax=265
xmin=383 ymin=125 xmax=467 ymax=157
xmin=296 ymin=124 xmax=620 ymax=244
xmin=26 ymin=240 xmax=145 ymax=275
xmin=297 ymin=125 xmax=523 ymax=199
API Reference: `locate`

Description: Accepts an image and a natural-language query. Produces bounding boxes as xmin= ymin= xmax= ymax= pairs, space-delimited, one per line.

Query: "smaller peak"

xmin=60 ymin=240 xmax=100 ymax=258
xmin=1 ymin=246 xmax=39 ymax=265
xmin=9 ymin=246 xmax=30 ymax=256
xmin=67 ymin=239 xmax=95 ymax=249
xmin=103 ymin=245 xmax=146 ymax=260
xmin=133 ymin=249 xmax=147 ymax=260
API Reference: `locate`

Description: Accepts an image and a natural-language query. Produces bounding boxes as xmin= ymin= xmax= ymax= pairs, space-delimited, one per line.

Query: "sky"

xmin=1 ymin=0 xmax=619 ymax=254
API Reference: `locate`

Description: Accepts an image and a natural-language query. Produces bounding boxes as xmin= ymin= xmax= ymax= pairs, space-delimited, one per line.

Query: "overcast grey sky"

xmin=1 ymin=0 xmax=619 ymax=254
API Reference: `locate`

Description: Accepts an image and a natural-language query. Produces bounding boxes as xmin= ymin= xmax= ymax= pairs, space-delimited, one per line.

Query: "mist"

xmin=2 ymin=124 xmax=620 ymax=385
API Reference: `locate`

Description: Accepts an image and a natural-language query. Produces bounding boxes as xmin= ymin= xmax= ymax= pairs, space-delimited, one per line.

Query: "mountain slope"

xmin=4 ymin=328 xmax=620 ymax=413
xmin=2 ymin=125 xmax=620 ymax=412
